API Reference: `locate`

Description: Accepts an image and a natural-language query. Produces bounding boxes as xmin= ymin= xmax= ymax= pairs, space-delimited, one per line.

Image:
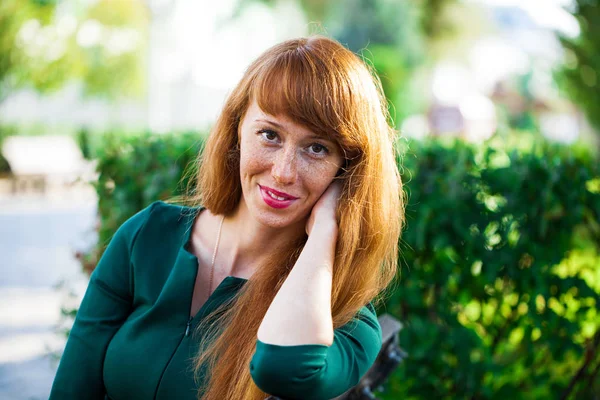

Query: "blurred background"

xmin=0 ymin=0 xmax=599 ymax=399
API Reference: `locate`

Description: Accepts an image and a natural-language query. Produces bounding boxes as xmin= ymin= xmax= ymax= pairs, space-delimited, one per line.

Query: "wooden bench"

xmin=266 ymin=313 xmax=407 ymax=400
xmin=1 ymin=135 xmax=95 ymax=194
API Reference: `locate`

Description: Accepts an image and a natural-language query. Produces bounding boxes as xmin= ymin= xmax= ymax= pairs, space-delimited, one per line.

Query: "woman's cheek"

xmin=241 ymin=143 xmax=271 ymax=176
xmin=302 ymin=160 xmax=338 ymax=195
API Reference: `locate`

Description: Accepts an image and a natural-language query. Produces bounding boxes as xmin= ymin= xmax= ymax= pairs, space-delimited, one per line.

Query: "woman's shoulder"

xmin=116 ymin=200 xmax=200 ymax=243
xmin=138 ymin=200 xmax=200 ymax=231
xmin=144 ymin=200 xmax=198 ymax=220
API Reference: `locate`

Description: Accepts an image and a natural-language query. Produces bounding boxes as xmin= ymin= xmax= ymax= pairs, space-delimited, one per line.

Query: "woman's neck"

xmin=219 ymin=200 xmax=305 ymax=278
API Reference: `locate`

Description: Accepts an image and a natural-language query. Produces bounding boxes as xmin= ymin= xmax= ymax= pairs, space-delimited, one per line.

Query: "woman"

xmin=50 ymin=36 xmax=404 ymax=400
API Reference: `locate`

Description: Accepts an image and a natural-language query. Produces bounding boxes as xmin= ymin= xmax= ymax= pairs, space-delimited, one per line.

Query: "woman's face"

xmin=237 ymin=100 xmax=344 ymax=230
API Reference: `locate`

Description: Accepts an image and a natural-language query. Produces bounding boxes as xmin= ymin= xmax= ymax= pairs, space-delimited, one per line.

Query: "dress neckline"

xmin=180 ymin=205 xmax=249 ymax=284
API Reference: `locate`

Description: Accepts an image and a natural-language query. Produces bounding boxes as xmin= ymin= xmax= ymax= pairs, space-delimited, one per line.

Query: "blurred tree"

xmin=0 ymin=0 xmax=147 ymax=103
xmin=423 ymin=1 xmax=491 ymax=61
xmin=0 ymin=0 xmax=60 ymax=101
xmin=237 ymin=0 xmax=461 ymax=124
xmin=327 ymin=0 xmax=425 ymax=121
xmin=76 ymin=0 xmax=148 ymax=99
xmin=558 ymin=0 xmax=600 ymax=135
xmin=419 ymin=0 xmax=455 ymax=42
xmin=239 ymin=0 xmax=456 ymax=42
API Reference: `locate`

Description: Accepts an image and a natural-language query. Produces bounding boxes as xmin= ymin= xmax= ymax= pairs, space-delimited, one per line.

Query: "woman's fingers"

xmin=306 ymin=181 xmax=342 ymax=236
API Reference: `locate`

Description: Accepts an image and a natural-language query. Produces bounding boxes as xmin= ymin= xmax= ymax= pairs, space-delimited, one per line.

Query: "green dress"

xmin=49 ymin=201 xmax=382 ymax=400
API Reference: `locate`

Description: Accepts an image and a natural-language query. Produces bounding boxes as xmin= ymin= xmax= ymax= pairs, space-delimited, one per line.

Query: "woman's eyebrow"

xmin=254 ymin=118 xmax=283 ymax=129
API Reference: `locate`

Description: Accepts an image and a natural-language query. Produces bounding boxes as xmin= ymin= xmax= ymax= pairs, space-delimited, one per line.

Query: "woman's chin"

xmin=241 ymin=193 xmax=310 ymax=232
xmin=252 ymin=209 xmax=307 ymax=232
xmin=258 ymin=215 xmax=299 ymax=230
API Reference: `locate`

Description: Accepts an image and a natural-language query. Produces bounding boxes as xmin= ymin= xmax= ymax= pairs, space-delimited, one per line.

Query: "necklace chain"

xmin=208 ymin=215 xmax=225 ymax=298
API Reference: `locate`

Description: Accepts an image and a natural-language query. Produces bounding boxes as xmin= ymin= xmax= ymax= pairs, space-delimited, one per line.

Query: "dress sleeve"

xmin=49 ymin=204 xmax=155 ymax=400
xmin=249 ymin=302 xmax=382 ymax=400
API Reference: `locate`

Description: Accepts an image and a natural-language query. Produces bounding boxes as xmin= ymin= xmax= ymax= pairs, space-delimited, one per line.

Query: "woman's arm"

xmin=256 ymin=183 xmax=341 ymax=346
xmin=49 ymin=204 xmax=154 ymax=399
xmin=251 ymin=183 xmax=383 ymax=399
xmin=251 ymin=303 xmax=382 ymax=400
xmin=256 ymin=222 xmax=336 ymax=346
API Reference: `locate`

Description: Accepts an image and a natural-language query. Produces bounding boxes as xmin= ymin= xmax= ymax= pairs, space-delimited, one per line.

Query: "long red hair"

xmin=186 ymin=36 xmax=404 ymax=399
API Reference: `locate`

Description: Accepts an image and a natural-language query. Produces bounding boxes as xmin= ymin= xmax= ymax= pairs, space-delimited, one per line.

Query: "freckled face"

xmin=238 ymin=100 xmax=344 ymax=230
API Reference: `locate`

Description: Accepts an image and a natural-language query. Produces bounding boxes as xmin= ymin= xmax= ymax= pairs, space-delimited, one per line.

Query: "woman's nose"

xmin=271 ymin=147 xmax=297 ymax=185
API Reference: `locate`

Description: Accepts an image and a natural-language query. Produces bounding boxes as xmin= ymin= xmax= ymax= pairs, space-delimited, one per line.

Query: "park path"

xmin=0 ymin=188 xmax=96 ymax=400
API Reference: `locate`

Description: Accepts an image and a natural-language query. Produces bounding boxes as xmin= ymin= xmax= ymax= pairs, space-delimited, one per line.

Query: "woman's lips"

xmin=259 ymin=185 xmax=298 ymax=209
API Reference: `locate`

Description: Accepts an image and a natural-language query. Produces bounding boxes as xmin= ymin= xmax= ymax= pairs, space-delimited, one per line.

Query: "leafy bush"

xmin=86 ymin=132 xmax=600 ymax=399
xmin=81 ymin=130 xmax=204 ymax=272
xmin=383 ymin=139 xmax=600 ymax=399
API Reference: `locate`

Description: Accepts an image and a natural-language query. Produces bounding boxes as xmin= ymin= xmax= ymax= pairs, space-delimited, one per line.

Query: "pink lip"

xmin=259 ymin=185 xmax=299 ymax=209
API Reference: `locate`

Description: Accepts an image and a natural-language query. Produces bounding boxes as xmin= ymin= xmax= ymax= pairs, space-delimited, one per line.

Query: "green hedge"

xmin=87 ymin=132 xmax=600 ymax=399
xmin=80 ymin=131 xmax=203 ymax=272
xmin=385 ymin=139 xmax=600 ymax=399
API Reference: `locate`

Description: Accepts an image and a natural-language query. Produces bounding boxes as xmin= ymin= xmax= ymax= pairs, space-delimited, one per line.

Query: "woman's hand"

xmin=306 ymin=181 xmax=342 ymax=236
xmin=260 ymin=182 xmax=339 ymax=347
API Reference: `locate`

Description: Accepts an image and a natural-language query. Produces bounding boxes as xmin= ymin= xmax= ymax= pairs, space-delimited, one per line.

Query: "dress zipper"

xmin=185 ymin=316 xmax=193 ymax=337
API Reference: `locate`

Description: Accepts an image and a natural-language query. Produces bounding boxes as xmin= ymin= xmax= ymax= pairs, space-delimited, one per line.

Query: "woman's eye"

xmin=308 ymin=143 xmax=329 ymax=155
xmin=260 ymin=130 xmax=278 ymax=142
